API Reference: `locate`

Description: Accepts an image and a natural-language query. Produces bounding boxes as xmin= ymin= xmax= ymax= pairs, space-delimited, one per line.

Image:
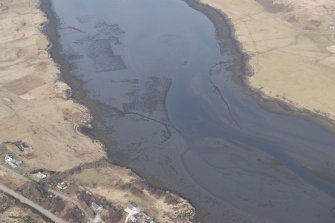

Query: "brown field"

xmin=0 ymin=192 xmax=48 ymax=223
xmin=68 ymin=165 xmax=194 ymax=223
xmin=202 ymin=0 xmax=335 ymax=120
xmin=0 ymin=0 xmax=194 ymax=222
xmin=0 ymin=0 xmax=105 ymax=172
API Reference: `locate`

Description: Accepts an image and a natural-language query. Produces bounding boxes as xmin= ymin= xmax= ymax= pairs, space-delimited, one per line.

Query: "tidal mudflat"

xmin=51 ymin=0 xmax=335 ymax=222
xmin=0 ymin=0 xmax=194 ymax=222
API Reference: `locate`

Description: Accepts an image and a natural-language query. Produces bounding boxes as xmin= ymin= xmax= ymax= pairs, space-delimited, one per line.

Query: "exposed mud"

xmin=48 ymin=0 xmax=335 ymax=223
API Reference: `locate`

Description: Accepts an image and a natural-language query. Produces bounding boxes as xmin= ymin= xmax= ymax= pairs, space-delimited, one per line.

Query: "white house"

xmin=34 ymin=172 xmax=47 ymax=179
xmin=124 ymin=203 xmax=140 ymax=223
xmin=125 ymin=203 xmax=140 ymax=215
xmin=57 ymin=181 xmax=68 ymax=190
xmin=5 ymin=154 xmax=21 ymax=168
xmin=91 ymin=202 xmax=103 ymax=214
xmin=145 ymin=218 xmax=155 ymax=223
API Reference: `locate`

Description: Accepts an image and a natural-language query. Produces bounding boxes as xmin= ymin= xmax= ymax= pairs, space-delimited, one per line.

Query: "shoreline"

xmin=42 ymin=0 xmax=335 ymax=222
xmin=1 ymin=0 xmax=335 ymax=222
xmin=41 ymin=0 xmax=198 ymax=208
xmin=41 ymin=0 xmax=197 ymax=221
xmin=196 ymin=0 xmax=335 ymax=131
xmin=0 ymin=0 xmax=195 ymax=222
xmin=40 ymin=0 xmax=196 ymax=221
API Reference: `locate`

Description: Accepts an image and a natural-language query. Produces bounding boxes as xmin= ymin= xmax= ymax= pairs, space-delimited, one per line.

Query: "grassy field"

xmin=202 ymin=0 xmax=335 ymax=120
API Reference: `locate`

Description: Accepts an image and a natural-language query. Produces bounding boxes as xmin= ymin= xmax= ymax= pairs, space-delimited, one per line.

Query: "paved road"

xmin=1 ymin=164 xmax=93 ymax=221
xmin=0 ymin=184 xmax=66 ymax=223
xmin=124 ymin=209 xmax=139 ymax=223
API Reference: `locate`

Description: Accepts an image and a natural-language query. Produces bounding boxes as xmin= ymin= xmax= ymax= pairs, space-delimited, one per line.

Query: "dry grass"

xmin=202 ymin=0 xmax=335 ymax=119
xmin=0 ymin=192 xmax=48 ymax=223
xmin=0 ymin=0 xmax=105 ymax=172
xmin=69 ymin=166 xmax=195 ymax=223
xmin=0 ymin=1 xmax=194 ymax=223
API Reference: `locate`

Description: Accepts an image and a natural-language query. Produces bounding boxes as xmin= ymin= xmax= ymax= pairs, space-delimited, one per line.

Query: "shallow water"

xmin=51 ymin=0 xmax=335 ymax=222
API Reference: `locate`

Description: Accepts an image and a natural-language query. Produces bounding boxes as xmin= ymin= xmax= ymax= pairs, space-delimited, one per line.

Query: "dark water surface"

xmin=50 ymin=0 xmax=335 ymax=222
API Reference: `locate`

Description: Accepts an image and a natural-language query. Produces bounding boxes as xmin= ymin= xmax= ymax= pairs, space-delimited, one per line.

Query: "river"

xmin=49 ymin=0 xmax=335 ymax=222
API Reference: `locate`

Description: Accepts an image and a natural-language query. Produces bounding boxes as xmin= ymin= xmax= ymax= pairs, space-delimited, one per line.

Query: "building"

xmin=129 ymin=216 xmax=137 ymax=222
xmin=125 ymin=202 xmax=140 ymax=215
xmin=5 ymin=154 xmax=21 ymax=168
xmin=57 ymin=181 xmax=68 ymax=190
xmin=34 ymin=172 xmax=47 ymax=179
xmin=145 ymin=218 xmax=155 ymax=223
xmin=91 ymin=202 xmax=103 ymax=214
xmin=125 ymin=202 xmax=140 ymax=223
